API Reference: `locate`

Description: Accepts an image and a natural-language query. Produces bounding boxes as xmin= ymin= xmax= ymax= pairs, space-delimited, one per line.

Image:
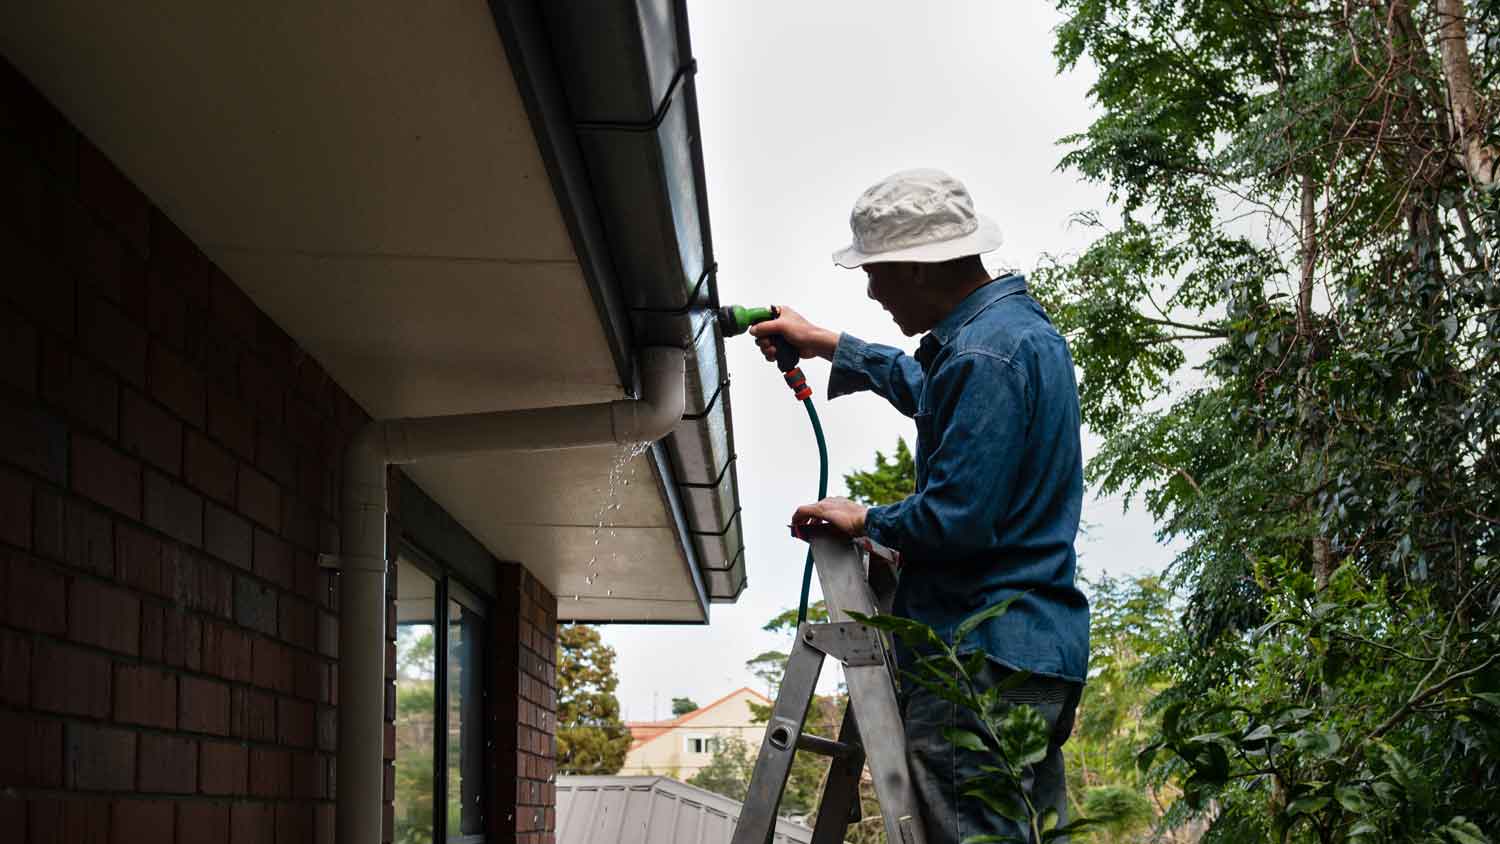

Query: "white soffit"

xmin=0 ymin=2 xmax=698 ymax=620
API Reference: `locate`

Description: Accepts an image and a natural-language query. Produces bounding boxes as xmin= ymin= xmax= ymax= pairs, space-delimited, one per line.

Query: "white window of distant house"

xmin=394 ymin=556 xmax=488 ymax=844
xmin=685 ymin=735 xmax=719 ymax=755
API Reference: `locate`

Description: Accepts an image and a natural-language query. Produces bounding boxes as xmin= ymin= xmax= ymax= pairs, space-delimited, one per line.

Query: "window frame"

xmin=396 ymin=548 xmax=490 ymax=844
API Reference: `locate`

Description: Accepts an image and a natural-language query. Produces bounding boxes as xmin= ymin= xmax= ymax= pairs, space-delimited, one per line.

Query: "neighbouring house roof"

xmin=557 ymin=775 xmax=812 ymax=844
xmin=626 ymin=687 xmax=772 ymax=752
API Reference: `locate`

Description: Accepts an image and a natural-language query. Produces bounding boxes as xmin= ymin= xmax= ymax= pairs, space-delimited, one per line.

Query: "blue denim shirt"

xmin=829 ymin=275 xmax=1089 ymax=682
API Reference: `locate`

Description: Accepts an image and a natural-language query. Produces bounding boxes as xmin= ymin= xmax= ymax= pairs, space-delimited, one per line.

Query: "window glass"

xmin=447 ymin=588 xmax=485 ymax=840
xmin=394 ymin=563 xmax=438 ymax=844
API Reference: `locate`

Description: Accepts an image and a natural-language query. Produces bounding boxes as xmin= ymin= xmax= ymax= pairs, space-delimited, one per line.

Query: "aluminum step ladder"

xmin=732 ymin=530 xmax=927 ymax=844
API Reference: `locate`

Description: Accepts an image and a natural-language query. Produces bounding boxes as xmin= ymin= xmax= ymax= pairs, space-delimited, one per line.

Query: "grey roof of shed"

xmin=557 ymin=776 xmax=813 ymax=844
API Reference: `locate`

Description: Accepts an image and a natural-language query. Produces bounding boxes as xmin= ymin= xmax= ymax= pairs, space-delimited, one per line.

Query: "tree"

xmin=1039 ymin=0 xmax=1500 ymax=838
xmin=687 ymin=736 xmax=756 ymax=802
xmin=556 ymin=624 xmax=631 ymax=775
xmin=844 ymin=438 xmax=916 ymax=507
xmin=671 ymin=697 xmax=699 ymax=716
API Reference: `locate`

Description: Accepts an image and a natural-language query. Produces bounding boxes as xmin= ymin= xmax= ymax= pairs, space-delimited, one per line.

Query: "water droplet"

xmin=572 ymin=594 xmax=579 ymax=601
xmin=606 ymin=589 xmax=614 ymax=596
xmin=584 ymin=575 xmax=594 ymax=585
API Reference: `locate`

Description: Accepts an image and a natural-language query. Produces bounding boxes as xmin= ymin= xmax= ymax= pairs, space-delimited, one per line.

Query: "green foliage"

xmin=844 ymin=438 xmax=916 ymax=506
xmin=556 ymin=624 xmax=631 ymax=775
xmin=687 ymin=736 xmax=755 ymax=802
xmin=854 ymin=603 xmax=1124 ymax=843
xmin=1041 ymin=0 xmax=1500 ymax=839
xmin=671 ymin=697 xmax=700 ymax=716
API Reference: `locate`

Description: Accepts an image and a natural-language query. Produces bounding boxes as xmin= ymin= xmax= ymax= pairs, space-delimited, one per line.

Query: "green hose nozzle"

xmin=717 ymin=305 xmax=799 ymax=371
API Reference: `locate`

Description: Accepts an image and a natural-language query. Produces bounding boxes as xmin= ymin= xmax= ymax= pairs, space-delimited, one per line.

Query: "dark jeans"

xmin=902 ymin=659 xmax=1082 ymax=844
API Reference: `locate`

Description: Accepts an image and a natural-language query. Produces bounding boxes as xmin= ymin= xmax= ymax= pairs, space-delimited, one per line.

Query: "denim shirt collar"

xmin=916 ymin=274 xmax=1027 ymax=368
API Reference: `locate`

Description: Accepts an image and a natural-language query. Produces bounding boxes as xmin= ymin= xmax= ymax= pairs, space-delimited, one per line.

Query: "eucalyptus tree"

xmin=1039 ymin=0 xmax=1498 ymax=839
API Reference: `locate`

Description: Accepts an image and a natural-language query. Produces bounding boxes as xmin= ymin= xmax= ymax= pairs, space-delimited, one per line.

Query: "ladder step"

xmin=795 ymin=733 xmax=857 ymax=759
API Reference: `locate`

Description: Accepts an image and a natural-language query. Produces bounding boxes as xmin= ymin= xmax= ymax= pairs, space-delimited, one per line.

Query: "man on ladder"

xmin=751 ymin=169 xmax=1091 ymax=844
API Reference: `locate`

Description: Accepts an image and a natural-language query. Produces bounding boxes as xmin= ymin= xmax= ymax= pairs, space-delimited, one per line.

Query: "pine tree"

xmin=556 ymin=624 xmax=631 ymax=775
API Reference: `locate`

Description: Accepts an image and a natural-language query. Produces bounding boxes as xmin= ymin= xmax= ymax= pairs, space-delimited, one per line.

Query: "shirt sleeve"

xmin=826 ymin=333 xmax=925 ymax=418
xmin=864 ymin=350 xmax=1030 ymax=560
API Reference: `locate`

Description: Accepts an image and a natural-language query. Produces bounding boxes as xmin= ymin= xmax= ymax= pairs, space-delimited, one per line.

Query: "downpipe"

xmin=336 ymin=347 xmax=685 ymax=844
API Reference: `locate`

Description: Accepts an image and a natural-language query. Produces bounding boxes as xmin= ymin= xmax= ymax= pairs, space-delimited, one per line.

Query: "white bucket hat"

xmin=832 ymin=168 xmax=1004 ymax=268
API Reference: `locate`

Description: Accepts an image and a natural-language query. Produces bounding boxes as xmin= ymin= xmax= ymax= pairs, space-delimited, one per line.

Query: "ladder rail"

xmin=733 ymin=534 xmax=927 ymax=844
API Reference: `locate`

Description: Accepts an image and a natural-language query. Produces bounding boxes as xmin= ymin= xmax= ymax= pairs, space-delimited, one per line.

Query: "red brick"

xmin=230 ymin=801 xmax=274 ymax=844
xmin=0 ymin=467 xmax=31 ymax=548
xmin=250 ymin=747 xmax=291 ymax=798
xmin=275 ymin=802 xmax=314 ymax=844
xmin=0 ymin=307 xmax=39 ymax=394
xmin=63 ymin=194 xmax=126 ymax=303
xmin=280 ymin=496 xmax=317 ymax=554
xmin=3 ymin=550 xmax=66 ymax=633
xmin=207 ymin=387 xmax=255 ymax=461
xmin=28 ymin=797 xmax=109 ymax=844
xmin=239 ymin=354 xmax=283 ymax=426
xmin=180 ymin=675 xmax=231 ymax=736
xmin=283 ymin=398 xmax=325 ymax=455
xmin=32 ymin=639 xmax=110 ymax=717
xmin=256 ymin=429 xmax=296 ymax=492
xmin=253 ymin=528 xmax=292 ymax=591
xmin=0 ymin=629 xmax=31 ymax=705
xmin=144 ymin=470 xmax=203 ymax=547
xmin=145 ymin=269 xmax=187 ymax=351
xmin=185 ymin=430 xmax=236 ymax=505
xmin=177 ymin=802 xmax=229 ymax=843
xmin=115 ymin=521 xmax=163 ymax=595
xmin=295 ymin=462 xmax=326 ymax=519
xmin=210 ymin=270 xmax=259 ymax=343
xmin=147 ymin=209 xmax=209 ymax=303
xmin=71 ymin=434 xmax=141 ymax=518
xmin=33 ymin=490 xmax=113 ymax=576
xmin=0 ymin=710 xmax=63 ymax=787
xmin=205 ymin=501 xmax=253 ymax=570
xmin=0 ymin=397 xmax=68 ymax=484
xmin=77 ymin=141 xmax=149 ymax=254
xmin=113 ymin=663 xmax=176 ymax=728
xmin=381 ymin=803 xmax=393 ymax=844
xmin=149 ymin=341 xmax=205 ymax=428
xmin=199 ymin=741 xmax=247 ymax=796
xmin=69 ymin=577 xmax=140 ymax=655
xmin=65 ymin=722 xmax=136 ymax=790
xmin=252 ymin=638 xmax=291 ymax=693
xmin=44 ymin=342 xmax=119 ymax=438
xmin=295 ymin=551 xmax=322 ymax=605
xmin=137 ymin=732 xmax=196 ymax=794
xmin=4 ymin=231 xmax=77 ymax=341
xmin=139 ymin=605 xmax=200 ymax=671
xmin=279 ymin=596 xmax=315 ymax=652
xmin=203 ymin=621 xmax=252 ymax=683
xmin=182 ymin=553 xmax=233 ymax=619
xmin=0 ymin=795 xmax=25 ymax=844
xmin=230 ymin=687 xmax=276 ymax=742
xmin=120 ymin=389 xmax=182 ymax=475
xmin=80 ymin=294 xmax=147 ymax=387
xmin=110 ymin=799 xmax=173 ymax=844
xmin=291 ymin=751 xmax=324 ymax=801
xmin=276 ymin=696 xmax=314 ymax=749
xmin=237 ymin=466 xmax=279 ymax=531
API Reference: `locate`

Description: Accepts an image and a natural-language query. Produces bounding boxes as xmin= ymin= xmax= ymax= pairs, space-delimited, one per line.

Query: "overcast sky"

xmin=601 ymin=0 xmax=1180 ymax=722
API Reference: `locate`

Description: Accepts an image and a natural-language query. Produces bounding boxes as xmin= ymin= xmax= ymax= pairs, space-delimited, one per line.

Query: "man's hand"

xmin=749 ymin=306 xmax=839 ymax=365
xmin=792 ymin=496 xmax=868 ymax=538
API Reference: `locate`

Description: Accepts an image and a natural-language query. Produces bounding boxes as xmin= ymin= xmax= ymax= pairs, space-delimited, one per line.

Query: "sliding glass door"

xmin=394 ymin=556 xmax=487 ymax=844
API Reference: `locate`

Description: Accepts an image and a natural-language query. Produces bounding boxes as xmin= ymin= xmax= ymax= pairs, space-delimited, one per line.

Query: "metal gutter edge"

xmin=488 ymin=0 xmax=748 ymax=621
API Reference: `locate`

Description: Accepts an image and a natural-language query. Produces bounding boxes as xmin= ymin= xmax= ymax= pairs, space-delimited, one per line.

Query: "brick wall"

xmin=0 ymin=56 xmax=558 ymax=844
xmin=495 ymin=565 xmax=558 ymax=844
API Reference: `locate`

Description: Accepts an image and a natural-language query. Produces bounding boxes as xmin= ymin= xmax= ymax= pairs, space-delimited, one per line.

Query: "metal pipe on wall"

xmin=336 ymin=347 xmax=686 ymax=844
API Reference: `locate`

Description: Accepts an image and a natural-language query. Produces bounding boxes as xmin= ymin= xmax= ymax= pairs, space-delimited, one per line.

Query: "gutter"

xmin=490 ymin=0 xmax=749 ymax=612
xmin=337 ymin=348 xmax=685 ymax=844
